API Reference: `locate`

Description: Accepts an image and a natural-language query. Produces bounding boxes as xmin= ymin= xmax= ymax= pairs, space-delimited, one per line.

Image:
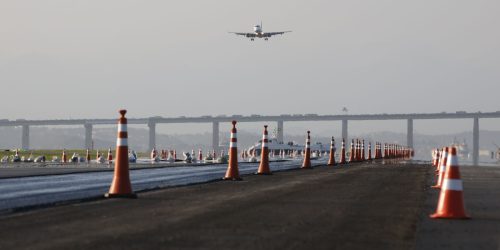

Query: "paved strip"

xmin=0 ymin=162 xmax=428 ymax=250
xmin=0 ymin=159 xmax=324 ymax=212
xmin=415 ymin=165 xmax=500 ymax=250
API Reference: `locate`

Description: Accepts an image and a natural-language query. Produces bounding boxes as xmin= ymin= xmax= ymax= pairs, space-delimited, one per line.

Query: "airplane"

xmin=229 ymin=22 xmax=291 ymax=41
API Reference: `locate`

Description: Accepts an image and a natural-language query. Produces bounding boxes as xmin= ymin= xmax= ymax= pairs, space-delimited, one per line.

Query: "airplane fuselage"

xmin=230 ymin=23 xmax=290 ymax=41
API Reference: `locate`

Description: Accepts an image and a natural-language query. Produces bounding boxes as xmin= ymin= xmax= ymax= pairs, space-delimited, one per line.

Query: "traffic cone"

xmin=328 ymin=136 xmax=336 ymax=166
xmin=361 ymin=140 xmax=366 ymax=161
xmin=198 ymin=149 xmax=203 ymax=162
xmin=339 ymin=139 xmax=346 ymax=164
xmin=433 ymin=149 xmax=440 ymax=167
xmin=352 ymin=140 xmax=356 ymax=162
xmin=107 ymin=147 xmax=113 ymax=163
xmin=96 ymin=150 xmax=100 ymax=161
xmin=105 ymin=110 xmax=136 ymax=198
xmin=356 ymin=139 xmax=361 ymax=161
xmin=302 ymin=131 xmax=312 ymax=169
xmin=86 ymin=149 xmax=91 ymax=163
xmin=348 ymin=139 xmax=355 ymax=163
xmin=432 ymin=147 xmax=448 ymax=189
xmin=367 ymin=142 xmax=372 ymax=160
xmin=430 ymin=147 xmax=469 ymax=219
xmin=223 ymin=121 xmax=242 ymax=180
xmin=62 ymin=149 xmax=67 ymax=163
xmin=256 ymin=125 xmax=272 ymax=175
xmin=151 ymin=147 xmax=157 ymax=160
xmin=435 ymin=148 xmax=443 ymax=174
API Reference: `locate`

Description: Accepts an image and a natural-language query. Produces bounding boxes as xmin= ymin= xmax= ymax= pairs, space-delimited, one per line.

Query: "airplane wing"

xmin=228 ymin=32 xmax=257 ymax=37
xmin=263 ymin=31 xmax=292 ymax=37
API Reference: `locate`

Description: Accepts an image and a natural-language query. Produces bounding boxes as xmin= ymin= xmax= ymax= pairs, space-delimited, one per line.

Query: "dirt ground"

xmin=2 ymin=161 xmax=498 ymax=249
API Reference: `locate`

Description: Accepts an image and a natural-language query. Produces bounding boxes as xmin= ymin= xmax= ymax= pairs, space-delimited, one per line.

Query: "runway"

xmin=0 ymin=161 xmax=498 ymax=249
xmin=0 ymin=159 xmax=323 ymax=212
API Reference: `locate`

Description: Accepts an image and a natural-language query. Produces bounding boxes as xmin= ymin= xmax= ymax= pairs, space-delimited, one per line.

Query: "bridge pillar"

xmin=277 ymin=120 xmax=284 ymax=143
xmin=407 ymin=119 xmax=414 ymax=148
xmin=84 ymin=124 xmax=93 ymax=150
xmin=472 ymin=117 xmax=479 ymax=166
xmin=148 ymin=121 xmax=156 ymax=151
xmin=212 ymin=121 xmax=219 ymax=152
xmin=21 ymin=125 xmax=30 ymax=150
xmin=342 ymin=119 xmax=348 ymax=142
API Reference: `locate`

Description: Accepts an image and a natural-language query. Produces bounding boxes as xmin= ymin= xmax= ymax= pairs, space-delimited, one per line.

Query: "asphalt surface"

xmin=415 ymin=165 xmax=500 ymax=250
xmin=0 ymin=161 xmax=428 ymax=249
xmin=0 ymin=162 xmax=497 ymax=249
xmin=0 ymin=162 xmax=221 ymax=179
xmin=0 ymin=160 xmax=320 ymax=212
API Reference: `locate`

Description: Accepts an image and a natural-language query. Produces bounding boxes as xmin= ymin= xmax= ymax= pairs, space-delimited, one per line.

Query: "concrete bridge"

xmin=2 ymin=111 xmax=500 ymax=165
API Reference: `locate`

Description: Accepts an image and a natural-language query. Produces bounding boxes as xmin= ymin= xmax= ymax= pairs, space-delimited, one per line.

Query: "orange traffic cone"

xmin=107 ymin=147 xmax=113 ymax=163
xmin=198 ymin=149 xmax=203 ymax=162
xmin=301 ymin=131 xmax=312 ymax=169
xmin=105 ymin=110 xmax=136 ymax=198
xmin=435 ymin=148 xmax=443 ymax=174
xmin=151 ymin=147 xmax=157 ymax=160
xmin=433 ymin=149 xmax=440 ymax=167
xmin=328 ymin=136 xmax=336 ymax=166
xmin=348 ymin=139 xmax=355 ymax=163
xmin=358 ymin=140 xmax=362 ymax=161
xmin=256 ymin=125 xmax=272 ymax=175
xmin=224 ymin=121 xmax=242 ymax=180
xmin=339 ymin=139 xmax=346 ymax=164
xmin=86 ymin=149 xmax=91 ymax=163
xmin=367 ymin=142 xmax=372 ymax=160
xmin=430 ymin=147 xmax=469 ymax=219
xmin=432 ymin=147 xmax=448 ymax=189
xmin=361 ymin=140 xmax=366 ymax=161
xmin=62 ymin=149 xmax=67 ymax=163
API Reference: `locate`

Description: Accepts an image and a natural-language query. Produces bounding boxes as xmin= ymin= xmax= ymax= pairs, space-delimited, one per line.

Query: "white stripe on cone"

xmin=117 ymin=138 xmax=128 ymax=146
xmin=118 ymin=124 xmax=127 ymax=132
xmin=442 ymin=179 xmax=463 ymax=191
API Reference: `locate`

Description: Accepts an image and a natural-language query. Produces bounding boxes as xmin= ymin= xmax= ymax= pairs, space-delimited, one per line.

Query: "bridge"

xmin=2 ymin=111 xmax=500 ymax=165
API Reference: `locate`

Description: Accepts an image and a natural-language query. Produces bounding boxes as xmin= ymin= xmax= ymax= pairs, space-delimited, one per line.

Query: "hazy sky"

xmin=1 ymin=0 xmax=499 ymax=134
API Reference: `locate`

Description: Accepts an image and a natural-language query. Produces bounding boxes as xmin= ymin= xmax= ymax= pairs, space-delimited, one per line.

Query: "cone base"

xmin=255 ymin=172 xmax=272 ymax=175
xmin=429 ymin=213 xmax=470 ymax=220
xmin=301 ymin=166 xmax=313 ymax=169
xmin=222 ymin=177 xmax=243 ymax=181
xmin=104 ymin=193 xmax=137 ymax=199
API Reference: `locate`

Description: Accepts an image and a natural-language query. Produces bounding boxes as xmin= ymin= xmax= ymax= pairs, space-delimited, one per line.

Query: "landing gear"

xmin=265 ymin=38 xmax=268 ymax=41
xmin=250 ymin=38 xmax=254 ymax=41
